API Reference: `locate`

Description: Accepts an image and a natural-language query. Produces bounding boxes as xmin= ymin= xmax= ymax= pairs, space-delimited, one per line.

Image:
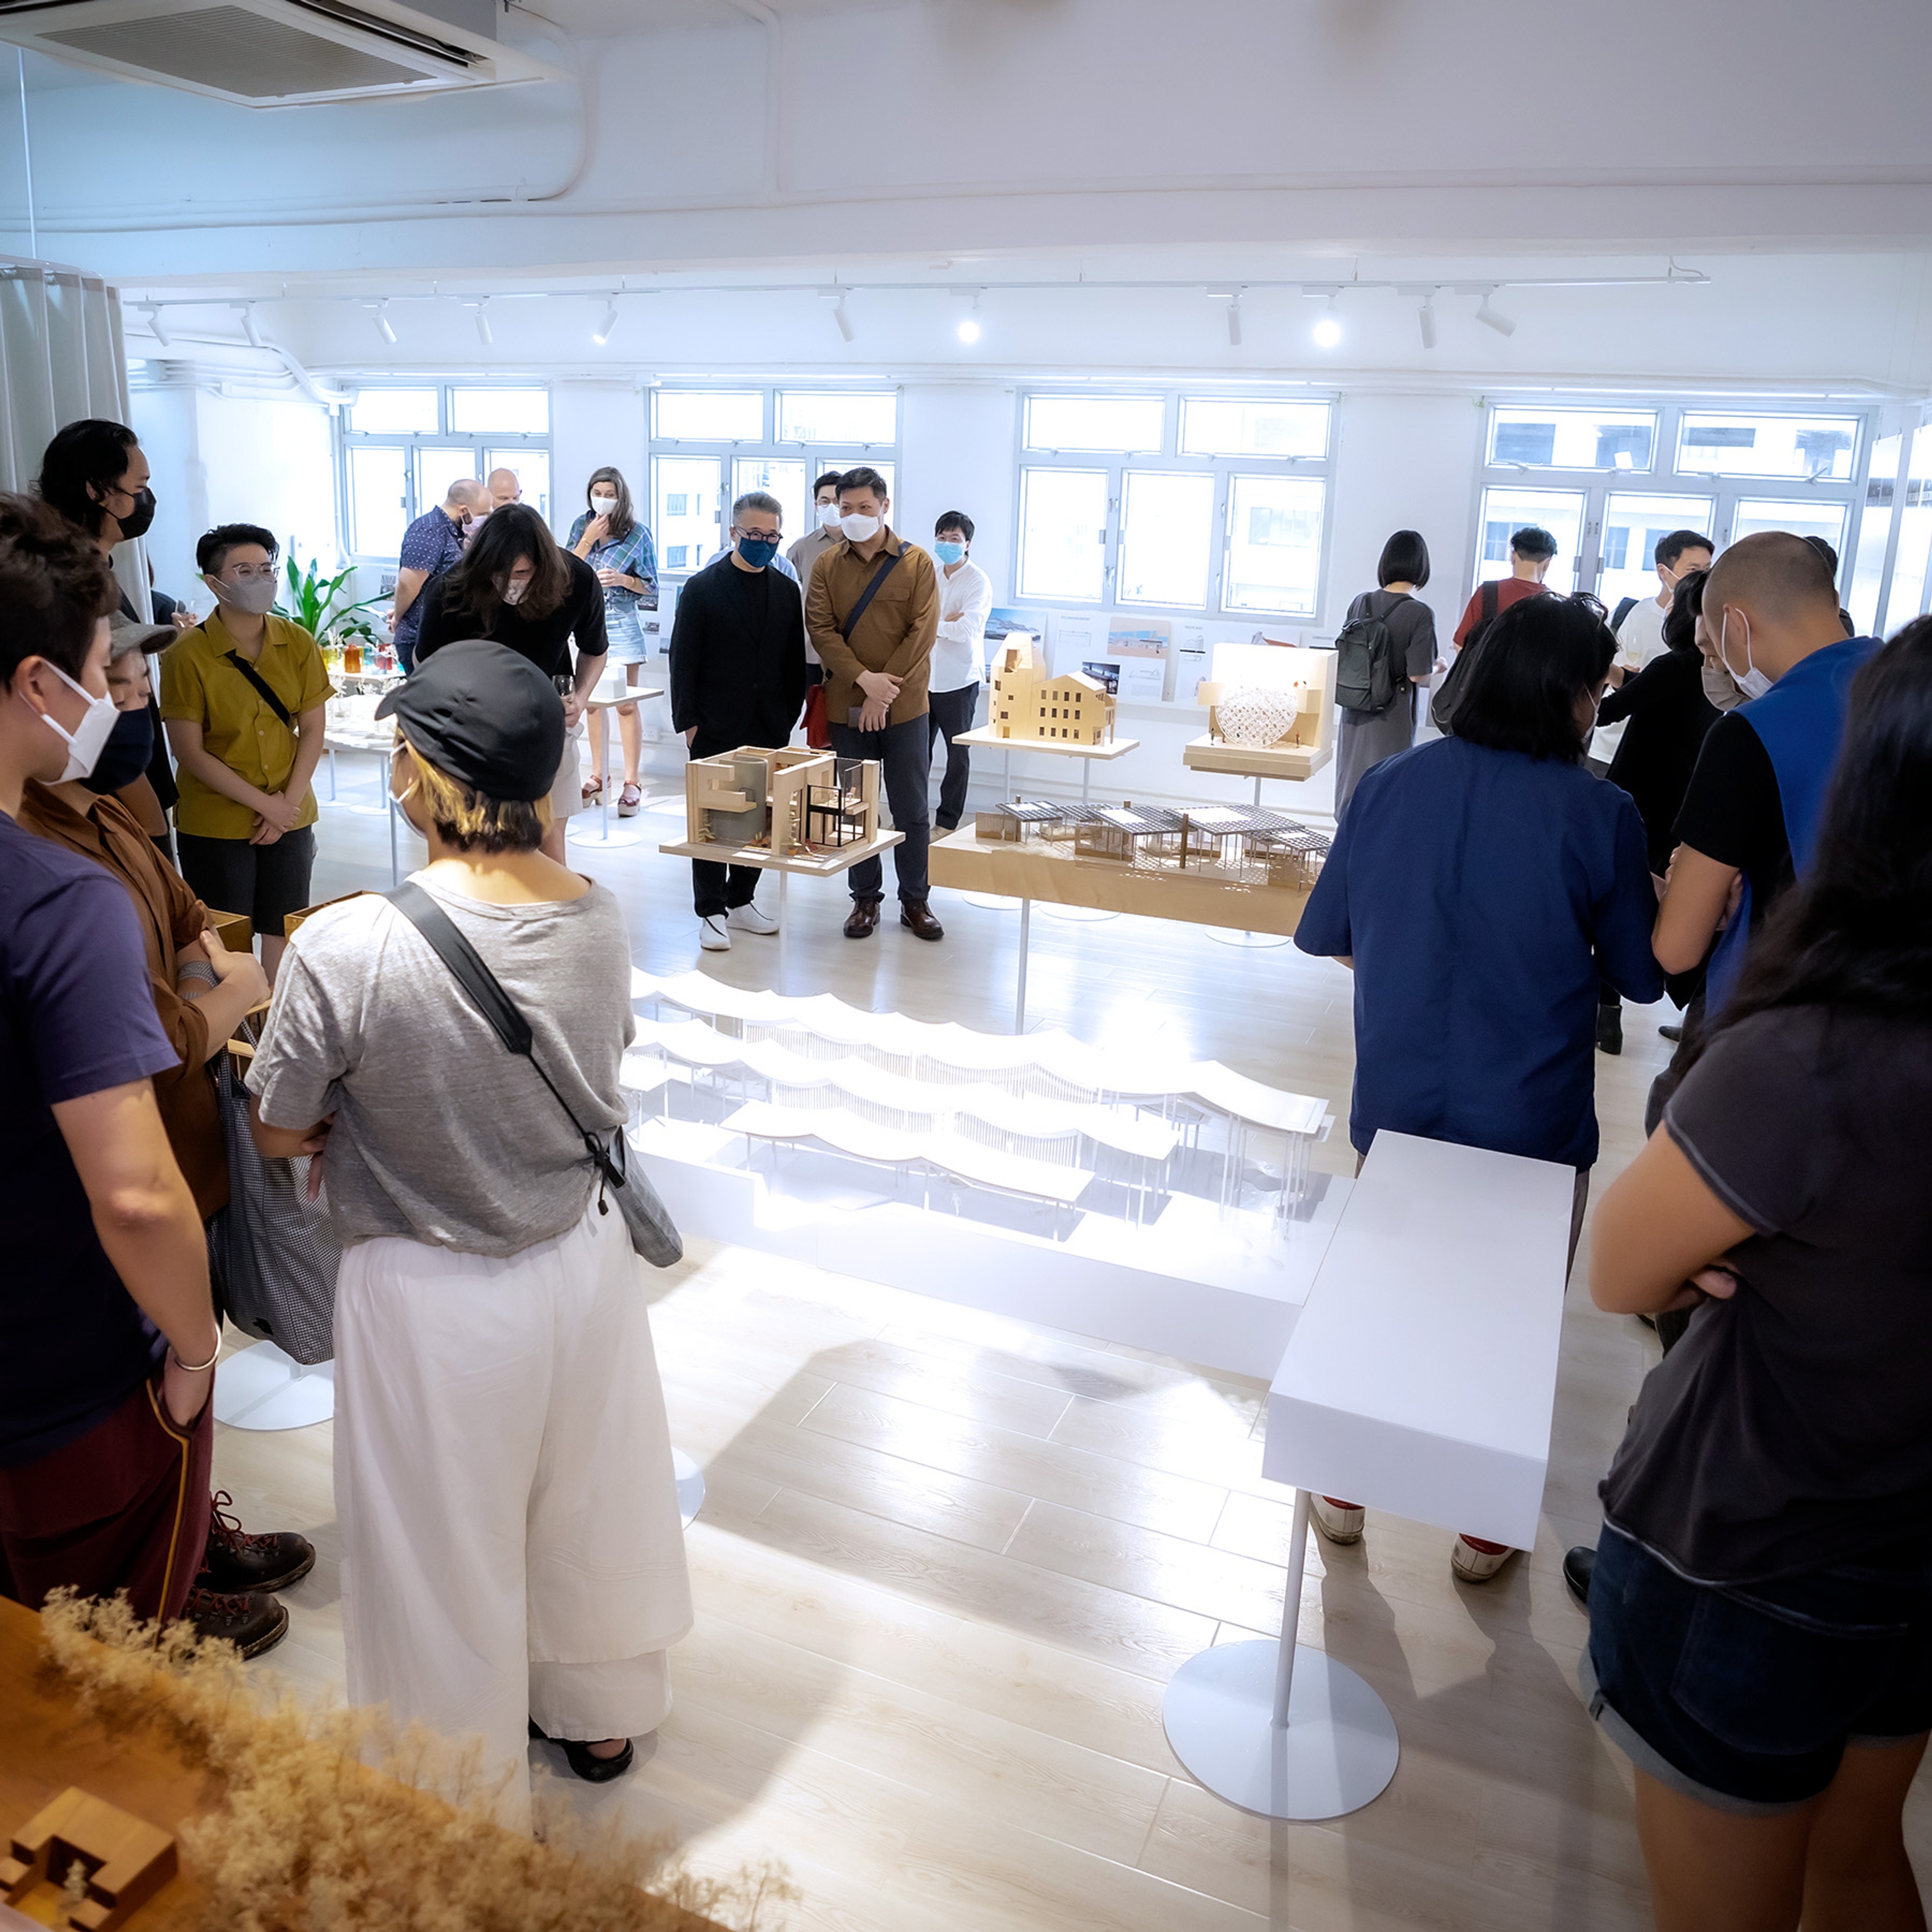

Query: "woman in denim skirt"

xmin=568 ymin=466 xmax=657 ymax=816
xmin=1582 ymin=617 xmax=1932 ymax=1931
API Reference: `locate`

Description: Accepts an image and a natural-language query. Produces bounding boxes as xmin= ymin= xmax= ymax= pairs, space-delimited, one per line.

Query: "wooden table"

xmin=927 ymin=825 xmax=1314 ymax=1029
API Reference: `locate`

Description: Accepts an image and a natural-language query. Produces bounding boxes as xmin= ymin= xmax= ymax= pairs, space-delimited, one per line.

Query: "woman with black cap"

xmin=245 ymin=640 xmax=690 ymax=1828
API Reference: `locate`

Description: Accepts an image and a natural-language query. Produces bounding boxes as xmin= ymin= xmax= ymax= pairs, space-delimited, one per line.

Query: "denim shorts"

xmin=1583 ymin=1520 xmax=1932 ymax=1813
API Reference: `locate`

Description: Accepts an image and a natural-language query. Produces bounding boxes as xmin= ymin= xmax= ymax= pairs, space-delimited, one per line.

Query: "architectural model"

xmin=989 ymin=634 xmax=1115 ymax=746
xmin=684 ymin=746 xmax=880 ymax=856
xmin=974 ymin=797 xmax=1329 ymax=892
xmin=1198 ymin=643 xmax=1335 ymax=757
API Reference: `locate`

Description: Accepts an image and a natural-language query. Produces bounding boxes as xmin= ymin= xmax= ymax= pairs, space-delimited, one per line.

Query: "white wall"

xmin=551 ymin=377 xmax=648 ymax=529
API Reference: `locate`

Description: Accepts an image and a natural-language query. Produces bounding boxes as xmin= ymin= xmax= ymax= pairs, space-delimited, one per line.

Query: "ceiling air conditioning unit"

xmin=0 ymin=0 xmax=558 ymax=105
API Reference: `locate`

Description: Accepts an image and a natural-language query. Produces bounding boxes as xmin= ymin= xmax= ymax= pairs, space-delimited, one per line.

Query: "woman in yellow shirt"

xmin=160 ymin=525 xmax=332 ymax=984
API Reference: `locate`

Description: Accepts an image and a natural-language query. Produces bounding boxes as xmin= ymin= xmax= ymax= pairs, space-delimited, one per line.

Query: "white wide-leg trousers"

xmin=334 ymin=1199 xmax=692 ymax=1825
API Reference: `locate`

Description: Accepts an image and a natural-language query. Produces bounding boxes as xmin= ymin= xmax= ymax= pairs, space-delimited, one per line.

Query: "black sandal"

xmin=527 ymin=1717 xmax=635 ymax=1783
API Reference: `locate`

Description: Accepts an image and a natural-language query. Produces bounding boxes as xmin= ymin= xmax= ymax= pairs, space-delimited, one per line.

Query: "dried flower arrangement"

xmin=37 ymin=1592 xmax=794 ymax=1932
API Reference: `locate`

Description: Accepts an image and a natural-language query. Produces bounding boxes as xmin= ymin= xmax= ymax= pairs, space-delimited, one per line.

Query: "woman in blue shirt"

xmin=1295 ymin=593 xmax=1663 ymax=1580
xmin=568 ymin=467 xmax=657 ymax=816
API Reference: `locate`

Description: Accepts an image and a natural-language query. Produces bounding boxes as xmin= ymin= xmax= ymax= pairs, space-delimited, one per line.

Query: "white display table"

xmin=570 ymin=683 xmax=666 ymax=849
xmin=1162 ymin=1131 xmax=1577 ymax=1819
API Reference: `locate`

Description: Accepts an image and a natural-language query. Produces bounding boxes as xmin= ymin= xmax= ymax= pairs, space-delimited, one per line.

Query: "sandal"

xmin=618 ymin=784 xmax=642 ymax=817
xmin=581 ymin=775 xmax=604 ymax=804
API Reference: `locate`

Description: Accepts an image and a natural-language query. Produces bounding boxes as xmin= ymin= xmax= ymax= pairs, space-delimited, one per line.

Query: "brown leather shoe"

xmin=843 ymin=900 xmax=880 ymax=939
xmin=900 ymin=901 xmax=945 ymax=941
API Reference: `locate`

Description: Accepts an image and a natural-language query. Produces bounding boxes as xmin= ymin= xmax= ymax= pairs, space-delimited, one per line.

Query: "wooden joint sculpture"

xmin=2 ymin=1788 xmax=177 ymax=1932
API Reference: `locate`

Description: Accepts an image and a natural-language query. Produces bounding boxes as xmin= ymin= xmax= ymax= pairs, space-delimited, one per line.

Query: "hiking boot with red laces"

xmin=197 ymin=1490 xmax=315 ymax=1596
xmin=184 ymin=1586 xmax=289 ymax=1660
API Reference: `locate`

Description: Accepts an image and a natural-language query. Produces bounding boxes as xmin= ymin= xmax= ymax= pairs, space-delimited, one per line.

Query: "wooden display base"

xmin=658 ymin=829 xmax=903 ymax=878
xmin=1182 ymin=734 xmax=1332 ymax=782
xmin=927 ymin=827 xmax=1312 ymax=936
xmin=2 ymin=1789 xmax=176 ymax=1932
xmin=947 ymin=727 xmax=1140 ymax=761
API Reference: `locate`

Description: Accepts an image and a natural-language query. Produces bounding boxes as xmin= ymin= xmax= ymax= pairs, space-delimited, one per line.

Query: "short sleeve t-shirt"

xmin=1671 ymin=711 xmax=1791 ymax=927
xmin=159 ymin=613 xmax=334 ymax=840
xmin=247 ymin=877 xmax=635 ymax=1257
xmin=1452 ymin=577 xmax=1551 ymax=647
xmin=413 ymin=552 xmax=610 ymax=683
xmin=394 ymin=508 xmax=468 ymax=651
xmin=1600 ymin=1006 xmax=1932 ymax=1582
xmin=1 ymin=813 xmax=181 ymax=1467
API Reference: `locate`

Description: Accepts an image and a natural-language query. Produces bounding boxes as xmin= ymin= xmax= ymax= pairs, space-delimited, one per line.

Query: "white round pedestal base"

xmin=673 ymin=1448 xmax=706 ymax=1528
xmin=1163 ymin=1639 xmax=1399 ymax=1820
xmin=1040 ymin=903 xmax=1119 ymax=923
xmin=569 ymin=822 xmax=647 ymax=849
xmin=1206 ymin=928 xmax=1291 ymax=949
xmin=962 ymin=892 xmax=1021 ymax=911
xmin=212 ymin=1342 xmax=337 ymax=1431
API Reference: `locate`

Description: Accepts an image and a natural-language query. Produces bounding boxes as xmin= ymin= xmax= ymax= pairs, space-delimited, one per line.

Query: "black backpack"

xmin=1333 ymin=592 xmax=1407 ymax=716
xmin=1608 ymin=595 xmax=1641 ymax=637
xmin=1432 ymin=579 xmax=1524 ymax=735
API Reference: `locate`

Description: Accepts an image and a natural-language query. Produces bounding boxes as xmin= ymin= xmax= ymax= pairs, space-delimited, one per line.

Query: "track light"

xmin=955 ymin=290 xmax=982 ymax=345
xmin=142 ymin=303 xmax=171 ymax=349
xmin=372 ymin=301 xmax=397 ymax=346
xmin=1311 ymin=294 xmax=1342 ymax=350
xmin=826 ymin=291 xmax=855 ymax=343
xmin=593 ymin=301 xmax=620 ymax=345
xmin=236 ymin=303 xmax=264 ymax=350
xmin=1227 ymin=295 xmax=1243 ymax=347
xmin=471 ymin=299 xmax=494 ymax=347
xmin=1476 ymin=293 xmax=1516 ymax=337
xmin=1418 ymin=296 xmax=1437 ymax=350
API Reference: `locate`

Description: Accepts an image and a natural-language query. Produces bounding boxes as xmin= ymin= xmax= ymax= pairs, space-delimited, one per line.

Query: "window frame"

xmin=647 ymin=383 xmax=902 ymax=583
xmin=337 ymin=381 xmax=553 ymax=563
xmin=1014 ymin=387 xmax=1336 ymax=620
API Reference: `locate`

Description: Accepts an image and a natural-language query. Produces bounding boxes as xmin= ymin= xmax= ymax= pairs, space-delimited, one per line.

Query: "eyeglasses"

xmin=739 ymin=529 xmax=781 ymax=544
xmin=221 ymin=565 xmax=278 ymax=583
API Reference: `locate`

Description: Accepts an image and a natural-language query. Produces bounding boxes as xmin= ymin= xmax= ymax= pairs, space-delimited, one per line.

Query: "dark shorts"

xmin=176 ymin=827 xmax=317 ymax=938
xmin=1584 ymin=1520 xmax=1932 ymax=1813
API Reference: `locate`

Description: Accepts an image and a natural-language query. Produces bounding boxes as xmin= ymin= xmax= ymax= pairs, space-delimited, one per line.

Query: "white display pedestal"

xmin=212 ymin=1341 xmax=336 ymax=1431
xmin=1206 ymin=774 xmax=1290 ymax=949
xmin=570 ymin=685 xmax=666 ymax=849
xmin=1163 ymin=1491 xmax=1399 ymax=1819
xmin=673 ymin=1447 xmax=706 ymax=1528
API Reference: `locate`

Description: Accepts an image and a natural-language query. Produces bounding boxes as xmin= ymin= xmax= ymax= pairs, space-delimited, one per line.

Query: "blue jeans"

xmin=1585 ymin=1521 xmax=1932 ymax=1813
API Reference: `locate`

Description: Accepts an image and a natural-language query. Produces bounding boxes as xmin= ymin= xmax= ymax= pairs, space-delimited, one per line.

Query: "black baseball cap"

xmin=376 ymin=639 xmax=563 ymax=801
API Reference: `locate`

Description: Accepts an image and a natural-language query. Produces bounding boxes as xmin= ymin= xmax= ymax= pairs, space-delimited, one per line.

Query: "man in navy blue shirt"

xmin=0 ymin=494 xmax=225 ymax=1628
xmin=391 ymin=477 xmax=488 ymax=672
xmin=1296 ymin=594 xmax=1662 ymax=1581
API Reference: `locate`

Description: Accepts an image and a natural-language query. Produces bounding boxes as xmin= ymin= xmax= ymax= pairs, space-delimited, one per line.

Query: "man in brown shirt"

xmin=804 ymin=467 xmax=943 ymax=940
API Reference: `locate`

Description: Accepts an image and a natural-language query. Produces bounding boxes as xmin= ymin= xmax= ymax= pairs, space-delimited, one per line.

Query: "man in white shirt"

xmin=784 ymin=471 xmax=846 ymax=683
xmin=1594 ymin=527 xmax=1713 ymax=767
xmin=925 ymin=510 xmax=992 ymax=831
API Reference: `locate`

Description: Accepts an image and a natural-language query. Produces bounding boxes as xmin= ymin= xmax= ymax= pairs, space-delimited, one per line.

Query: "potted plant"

xmin=277 ymin=543 xmax=385 ymax=649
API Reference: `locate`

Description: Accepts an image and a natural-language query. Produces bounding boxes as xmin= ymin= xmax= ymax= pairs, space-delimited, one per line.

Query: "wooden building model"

xmin=989 ymin=635 xmax=1115 ymax=746
xmin=685 ymin=746 xmax=880 ymax=856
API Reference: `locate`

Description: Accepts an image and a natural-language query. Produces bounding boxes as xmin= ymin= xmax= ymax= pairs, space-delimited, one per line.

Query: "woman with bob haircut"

xmin=1583 ymin=618 xmax=1932 ymax=1932
xmin=246 ymin=640 xmax=690 ymax=1827
xmin=411 ymin=503 xmax=609 ymax=864
xmin=567 ymin=466 xmax=657 ymax=817
xmin=1295 ymin=592 xmax=1663 ymax=1581
xmin=1333 ymin=528 xmax=1439 ymax=819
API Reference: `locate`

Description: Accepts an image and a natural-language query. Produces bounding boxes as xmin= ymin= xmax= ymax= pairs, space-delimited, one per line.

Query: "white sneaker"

xmin=1450 ymin=1535 xmax=1517 ymax=1583
xmin=698 ymin=914 xmax=731 ymax=952
xmin=1309 ymin=1496 xmax=1365 ymax=1545
xmin=729 ymin=901 xmax=779 ymax=935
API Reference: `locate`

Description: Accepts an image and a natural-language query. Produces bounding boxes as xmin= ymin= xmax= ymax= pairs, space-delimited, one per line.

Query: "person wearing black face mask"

xmin=35 ymin=419 xmax=178 ymax=855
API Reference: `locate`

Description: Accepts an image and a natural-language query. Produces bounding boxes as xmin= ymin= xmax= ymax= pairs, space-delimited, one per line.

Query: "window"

xmin=1017 ymin=468 xmax=1108 ymax=601
xmin=448 ymin=387 xmax=549 ymax=435
xmin=777 ymin=391 xmax=896 ymax=446
xmin=653 ymin=456 xmax=720 ymax=574
xmin=1487 ymin=407 xmax=1657 ymax=472
xmin=1848 ymin=434 xmax=1901 ymax=635
xmin=1730 ymin=498 xmax=1849 ymax=558
xmin=348 ymin=388 xmax=438 ymax=435
xmin=1118 ymin=470 xmax=1214 ymax=608
xmin=339 ymin=383 xmax=553 ymax=561
xmin=1597 ymin=492 xmax=1714 ymax=615
xmin=1024 ymin=394 xmax=1165 ymax=454
xmin=653 ymin=390 xmax=763 ymax=441
xmin=1179 ymin=398 xmax=1329 ymax=459
xmin=1225 ymin=476 xmax=1326 ymax=616
xmin=1678 ymin=413 xmax=1859 ymax=481
xmin=733 ymin=458 xmax=808 ymax=540
xmin=1885 ymin=426 xmax=1932 ymax=631
xmin=1472 ymin=487 xmax=1587 ymax=593
xmin=817 ymin=458 xmax=897 ymax=503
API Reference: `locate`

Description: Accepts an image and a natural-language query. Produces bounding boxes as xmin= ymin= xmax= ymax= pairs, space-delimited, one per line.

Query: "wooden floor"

xmin=214 ymin=761 xmax=1932 ymax=1930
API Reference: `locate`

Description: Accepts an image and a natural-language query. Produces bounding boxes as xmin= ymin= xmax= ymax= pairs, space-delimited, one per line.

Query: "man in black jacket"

xmin=669 ymin=492 xmax=808 ymax=951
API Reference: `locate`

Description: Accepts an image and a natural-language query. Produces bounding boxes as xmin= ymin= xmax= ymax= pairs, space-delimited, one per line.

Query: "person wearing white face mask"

xmin=568 ymin=468 xmax=658 ymax=815
xmin=925 ymin=510 xmax=991 ymax=832
xmin=785 ymin=471 xmax=847 ymax=688
xmin=1653 ymin=532 xmax=1883 ymax=1021
xmin=160 ymin=525 xmax=332 ymax=986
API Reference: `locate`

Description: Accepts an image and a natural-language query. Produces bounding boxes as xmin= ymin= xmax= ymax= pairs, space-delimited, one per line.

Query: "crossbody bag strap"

xmin=224 ymin=651 xmax=294 ymax=728
xmin=838 ymin=547 xmax=903 ymax=642
xmin=386 ymin=882 xmax=623 ymax=1189
xmin=1481 ymin=579 xmax=1499 ymax=626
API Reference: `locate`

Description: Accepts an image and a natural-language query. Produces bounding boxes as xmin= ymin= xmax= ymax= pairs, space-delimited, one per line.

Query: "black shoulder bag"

xmin=1430 ymin=580 xmax=1499 ymax=736
xmin=386 ymin=881 xmax=682 ymax=1268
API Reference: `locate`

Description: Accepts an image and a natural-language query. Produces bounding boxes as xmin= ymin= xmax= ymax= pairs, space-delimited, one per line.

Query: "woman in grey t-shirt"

xmin=249 ymin=642 xmax=690 ymax=1827
xmin=1333 ymin=530 xmax=1439 ymax=820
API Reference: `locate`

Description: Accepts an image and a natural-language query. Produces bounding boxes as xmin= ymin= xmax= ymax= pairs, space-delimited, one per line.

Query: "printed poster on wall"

xmin=1106 ymin=620 xmax=1172 ymax=702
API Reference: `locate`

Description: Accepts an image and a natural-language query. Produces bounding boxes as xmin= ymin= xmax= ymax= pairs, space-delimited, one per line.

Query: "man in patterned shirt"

xmin=391 ymin=478 xmax=487 ymax=672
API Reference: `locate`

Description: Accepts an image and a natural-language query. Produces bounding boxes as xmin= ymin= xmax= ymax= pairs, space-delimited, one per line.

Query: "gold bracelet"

xmin=169 ymin=1340 xmax=222 ymax=1374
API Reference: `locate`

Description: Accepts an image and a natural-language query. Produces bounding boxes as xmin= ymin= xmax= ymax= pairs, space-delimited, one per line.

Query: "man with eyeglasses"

xmin=669 ymin=492 xmax=809 ymax=952
xmin=160 ymin=525 xmax=332 ymax=984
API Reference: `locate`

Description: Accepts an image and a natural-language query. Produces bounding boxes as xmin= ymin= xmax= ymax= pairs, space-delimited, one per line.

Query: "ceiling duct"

xmin=0 ymin=0 xmax=558 ymax=104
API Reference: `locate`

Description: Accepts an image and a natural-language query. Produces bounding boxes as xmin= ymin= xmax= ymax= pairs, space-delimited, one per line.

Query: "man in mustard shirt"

xmin=160 ymin=525 xmax=332 ymax=983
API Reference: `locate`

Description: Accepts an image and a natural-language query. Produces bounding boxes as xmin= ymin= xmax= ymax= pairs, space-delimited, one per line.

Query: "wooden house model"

xmin=685 ymin=746 xmax=880 ymax=856
xmin=989 ymin=635 xmax=1115 ymax=746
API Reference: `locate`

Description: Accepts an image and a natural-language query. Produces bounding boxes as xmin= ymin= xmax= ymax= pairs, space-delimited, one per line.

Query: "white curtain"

xmin=0 ymin=253 xmax=148 ymax=616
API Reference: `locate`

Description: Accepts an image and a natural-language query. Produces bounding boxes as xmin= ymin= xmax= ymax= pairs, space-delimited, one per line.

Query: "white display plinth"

xmin=673 ymin=1447 xmax=706 ymax=1528
xmin=212 ymin=1341 xmax=336 ymax=1431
